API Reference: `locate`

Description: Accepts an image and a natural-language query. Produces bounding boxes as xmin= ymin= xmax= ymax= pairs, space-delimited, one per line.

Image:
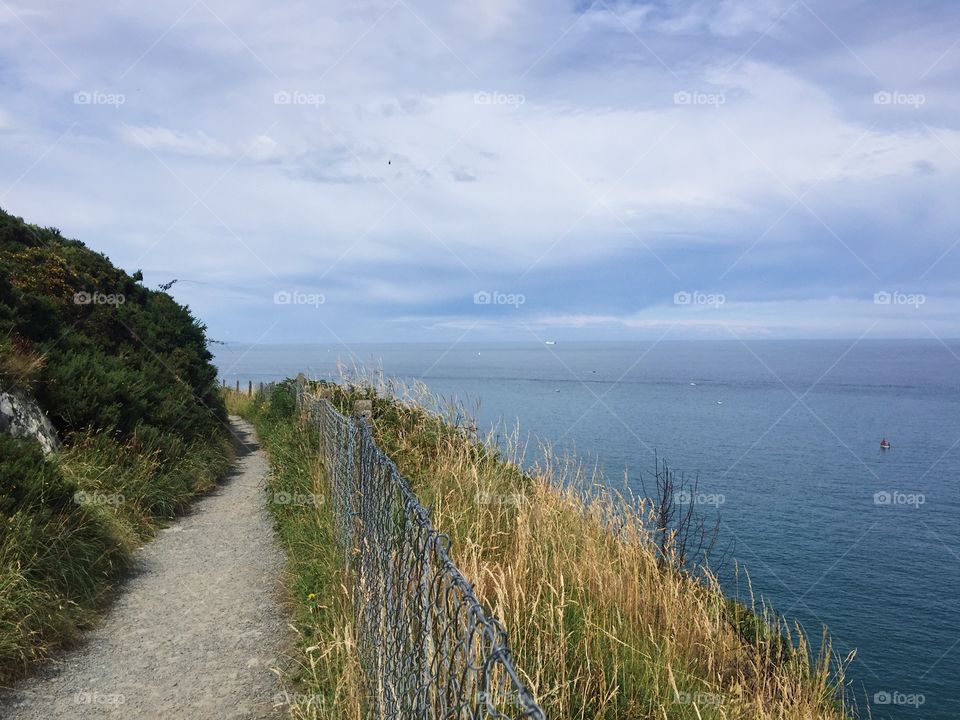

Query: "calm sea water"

xmin=213 ymin=340 xmax=960 ymax=718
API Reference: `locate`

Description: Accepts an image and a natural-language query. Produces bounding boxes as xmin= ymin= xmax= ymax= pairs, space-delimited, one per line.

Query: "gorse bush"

xmin=0 ymin=206 xmax=224 ymax=437
xmin=0 ymin=206 xmax=231 ymax=681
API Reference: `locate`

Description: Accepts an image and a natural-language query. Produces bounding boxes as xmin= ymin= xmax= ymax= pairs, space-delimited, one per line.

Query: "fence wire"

xmin=290 ymin=383 xmax=545 ymax=720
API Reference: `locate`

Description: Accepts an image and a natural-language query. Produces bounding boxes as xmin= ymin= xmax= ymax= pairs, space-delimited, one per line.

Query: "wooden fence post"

xmin=248 ymin=380 xmax=252 ymax=397
xmin=354 ymin=399 xmax=373 ymax=427
xmin=235 ymin=379 xmax=239 ymax=393
xmin=296 ymin=373 xmax=306 ymax=413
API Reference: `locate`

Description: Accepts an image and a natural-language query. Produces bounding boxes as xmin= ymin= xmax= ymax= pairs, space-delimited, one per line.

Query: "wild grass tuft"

xmin=0 ymin=335 xmax=45 ymax=392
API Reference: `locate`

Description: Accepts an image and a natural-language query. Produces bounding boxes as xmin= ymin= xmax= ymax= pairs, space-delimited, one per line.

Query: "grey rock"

xmin=0 ymin=389 xmax=61 ymax=453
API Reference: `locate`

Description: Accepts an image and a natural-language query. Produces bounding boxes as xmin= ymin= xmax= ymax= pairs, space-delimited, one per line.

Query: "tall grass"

xmin=222 ymin=387 xmax=256 ymax=416
xmin=316 ymin=377 xmax=855 ymax=720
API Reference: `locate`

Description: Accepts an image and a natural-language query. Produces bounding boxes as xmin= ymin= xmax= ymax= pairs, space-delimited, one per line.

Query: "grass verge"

xmin=229 ymin=384 xmax=362 ymax=719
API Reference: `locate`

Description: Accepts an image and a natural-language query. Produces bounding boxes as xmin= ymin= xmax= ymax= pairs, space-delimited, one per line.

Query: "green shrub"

xmin=0 ymin=435 xmax=76 ymax=515
xmin=0 ymin=206 xmax=225 ymax=439
xmin=266 ymin=381 xmax=297 ymax=419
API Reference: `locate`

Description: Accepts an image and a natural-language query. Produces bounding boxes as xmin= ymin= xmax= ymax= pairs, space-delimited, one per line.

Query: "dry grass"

xmin=222 ymin=386 xmax=259 ymax=416
xmin=0 ymin=335 xmax=45 ymax=392
xmin=317 ymin=376 xmax=854 ymax=720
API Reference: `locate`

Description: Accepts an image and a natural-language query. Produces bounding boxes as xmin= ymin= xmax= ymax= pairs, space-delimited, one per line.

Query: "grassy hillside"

xmin=235 ymin=379 xmax=856 ymax=720
xmin=0 ymin=207 xmax=231 ymax=681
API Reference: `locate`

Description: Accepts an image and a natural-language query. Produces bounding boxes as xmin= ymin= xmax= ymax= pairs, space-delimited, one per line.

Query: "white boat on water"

xmin=544 ymin=340 xmax=556 ymax=346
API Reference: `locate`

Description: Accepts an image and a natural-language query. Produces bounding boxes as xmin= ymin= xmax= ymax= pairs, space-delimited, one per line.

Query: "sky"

xmin=1 ymin=0 xmax=959 ymax=344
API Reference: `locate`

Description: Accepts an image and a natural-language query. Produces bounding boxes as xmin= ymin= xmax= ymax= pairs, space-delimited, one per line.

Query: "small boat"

xmin=880 ymin=438 xmax=891 ymax=449
xmin=544 ymin=340 xmax=557 ymax=346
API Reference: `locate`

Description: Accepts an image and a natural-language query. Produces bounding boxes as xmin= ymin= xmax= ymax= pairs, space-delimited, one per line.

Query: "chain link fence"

xmin=286 ymin=381 xmax=544 ymax=720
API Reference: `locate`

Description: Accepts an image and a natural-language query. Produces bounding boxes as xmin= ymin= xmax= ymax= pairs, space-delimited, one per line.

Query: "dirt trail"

xmin=0 ymin=417 xmax=289 ymax=719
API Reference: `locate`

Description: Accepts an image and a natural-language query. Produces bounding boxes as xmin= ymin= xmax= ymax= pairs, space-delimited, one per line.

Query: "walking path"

xmin=0 ymin=417 xmax=288 ymax=719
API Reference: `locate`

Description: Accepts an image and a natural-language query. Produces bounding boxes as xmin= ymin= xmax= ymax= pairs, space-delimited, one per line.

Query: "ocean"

xmin=212 ymin=339 xmax=960 ymax=718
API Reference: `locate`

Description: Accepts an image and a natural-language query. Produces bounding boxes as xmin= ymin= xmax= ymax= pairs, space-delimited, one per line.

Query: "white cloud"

xmin=247 ymin=134 xmax=283 ymax=162
xmin=707 ymin=0 xmax=793 ymax=37
xmin=415 ymin=295 xmax=960 ymax=339
xmin=0 ymin=2 xmax=47 ymax=25
xmin=588 ymin=0 xmax=793 ymax=37
xmin=1 ymin=0 xmax=959 ymax=340
xmin=453 ymin=0 xmax=523 ymax=35
xmin=120 ymin=126 xmax=231 ymax=158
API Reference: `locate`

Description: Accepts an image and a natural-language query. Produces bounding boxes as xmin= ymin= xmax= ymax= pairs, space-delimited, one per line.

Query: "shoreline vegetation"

xmin=0 ymin=208 xmax=231 ymax=682
xmin=230 ymin=375 xmax=856 ymax=720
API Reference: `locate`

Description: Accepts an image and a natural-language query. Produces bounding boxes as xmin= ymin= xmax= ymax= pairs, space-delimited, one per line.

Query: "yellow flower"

xmin=307 ymin=593 xmax=316 ymax=601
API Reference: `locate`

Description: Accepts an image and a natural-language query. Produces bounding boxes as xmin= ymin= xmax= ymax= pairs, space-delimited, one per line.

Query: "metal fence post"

xmin=351 ymin=399 xmax=372 ymax=556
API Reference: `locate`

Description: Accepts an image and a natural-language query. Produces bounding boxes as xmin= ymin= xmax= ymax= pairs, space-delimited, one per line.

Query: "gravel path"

xmin=0 ymin=417 xmax=290 ymax=719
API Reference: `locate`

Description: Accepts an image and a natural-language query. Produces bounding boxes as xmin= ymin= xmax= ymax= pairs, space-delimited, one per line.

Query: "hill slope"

xmin=0 ymin=207 xmax=231 ymax=681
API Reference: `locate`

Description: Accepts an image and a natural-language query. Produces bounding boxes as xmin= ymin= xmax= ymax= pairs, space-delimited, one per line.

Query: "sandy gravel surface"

xmin=0 ymin=417 xmax=289 ymax=719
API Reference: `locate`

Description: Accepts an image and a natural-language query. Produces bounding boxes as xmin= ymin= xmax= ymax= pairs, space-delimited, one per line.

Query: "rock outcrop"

xmin=0 ymin=389 xmax=61 ymax=454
